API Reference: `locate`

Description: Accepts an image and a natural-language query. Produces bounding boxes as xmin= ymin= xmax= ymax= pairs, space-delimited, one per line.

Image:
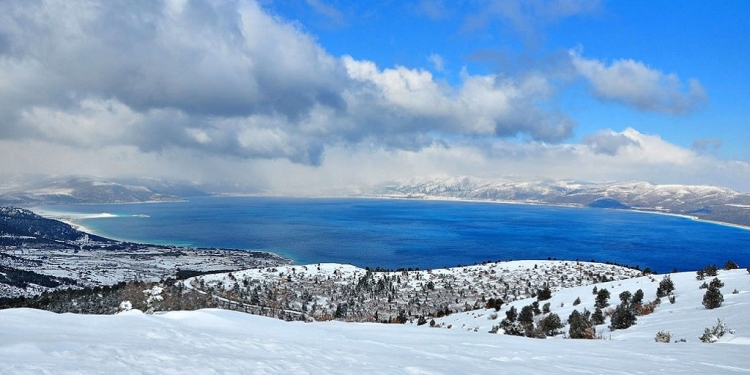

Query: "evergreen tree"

xmin=696 ymin=269 xmax=706 ymax=280
xmin=505 ymin=306 xmax=517 ymax=322
xmin=532 ymin=301 xmax=541 ymax=315
xmin=609 ymin=302 xmax=637 ymax=330
xmin=703 ymin=278 xmax=724 ymax=309
xmin=632 ymin=289 xmax=644 ymax=305
xmin=595 ymin=288 xmax=610 ymax=308
xmin=703 ymin=264 xmax=718 ymax=277
xmin=709 ymin=277 xmax=724 ymax=290
xmin=537 ymin=286 xmax=552 ymax=301
xmin=538 ymin=313 xmax=564 ymax=336
xmin=485 ymin=297 xmax=503 ymax=311
xmin=656 ymin=275 xmax=675 ymax=297
xmin=619 ymin=290 xmax=632 ymax=304
xmin=592 ymin=307 xmax=605 ymax=325
xmin=724 ymin=260 xmax=739 ymax=270
xmin=542 ymin=302 xmax=550 ymax=314
xmin=518 ymin=305 xmax=534 ymax=326
xmin=567 ymin=309 xmax=594 ymax=339
xmin=573 ymin=297 xmax=581 ymax=306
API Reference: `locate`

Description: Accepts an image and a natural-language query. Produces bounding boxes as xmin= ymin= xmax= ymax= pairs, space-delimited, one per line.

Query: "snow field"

xmin=1 ymin=263 xmax=749 ymax=374
xmin=1 ymin=303 xmax=749 ymax=374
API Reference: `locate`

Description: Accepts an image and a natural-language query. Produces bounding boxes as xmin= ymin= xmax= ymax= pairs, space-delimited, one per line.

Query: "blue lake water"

xmin=41 ymin=196 xmax=750 ymax=273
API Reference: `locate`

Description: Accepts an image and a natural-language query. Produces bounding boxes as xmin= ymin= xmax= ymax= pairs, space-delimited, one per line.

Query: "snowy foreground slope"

xmin=1 ymin=267 xmax=750 ymax=374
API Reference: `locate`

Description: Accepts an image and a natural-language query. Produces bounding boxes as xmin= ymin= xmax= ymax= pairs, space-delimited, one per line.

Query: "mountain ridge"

xmin=365 ymin=177 xmax=750 ymax=227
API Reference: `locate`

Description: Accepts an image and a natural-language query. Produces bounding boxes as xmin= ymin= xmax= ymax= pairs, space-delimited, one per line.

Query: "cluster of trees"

xmin=566 ymin=284 xmax=663 ymax=338
xmin=696 ymin=262 xmax=730 ymax=310
xmin=0 ymin=265 xmax=78 ymax=289
xmin=492 ymin=300 xmax=563 ymax=338
xmin=568 ymin=308 xmax=601 ymax=339
xmin=0 ymin=278 xmax=216 ymax=314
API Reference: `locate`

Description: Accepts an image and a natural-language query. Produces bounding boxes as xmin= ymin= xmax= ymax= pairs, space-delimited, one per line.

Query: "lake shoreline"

xmin=30 ymin=196 xmax=750 ymax=273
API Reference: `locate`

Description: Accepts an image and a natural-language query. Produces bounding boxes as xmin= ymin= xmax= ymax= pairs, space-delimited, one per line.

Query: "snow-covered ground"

xmin=423 ymin=267 xmax=750 ymax=344
xmin=1 ymin=264 xmax=749 ymax=374
xmin=190 ymin=260 xmax=641 ymax=322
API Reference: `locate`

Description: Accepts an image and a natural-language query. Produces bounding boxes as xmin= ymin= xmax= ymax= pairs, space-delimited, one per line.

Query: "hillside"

xmin=368 ymin=177 xmax=750 ymax=227
xmin=0 ymin=207 xmax=289 ymax=298
xmin=187 ymin=261 xmax=642 ymax=322
xmin=0 ymin=176 xmax=205 ymax=205
xmin=1 ymin=265 xmax=748 ymax=374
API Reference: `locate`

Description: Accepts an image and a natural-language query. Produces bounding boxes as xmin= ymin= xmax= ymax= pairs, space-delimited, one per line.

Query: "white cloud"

xmin=258 ymin=127 xmax=750 ymax=193
xmin=428 ymin=53 xmax=445 ymax=72
xmin=413 ymin=0 xmax=451 ymax=20
xmin=304 ymin=0 xmax=347 ymax=27
xmin=692 ymin=138 xmax=722 ymax=155
xmin=0 ymin=0 xmax=745 ymax=193
xmin=582 ymin=129 xmax=640 ymax=156
xmin=0 ymin=0 xmax=576 ymax=169
xmin=343 ymin=57 xmax=574 ymax=140
xmin=570 ymin=51 xmax=707 ymax=114
xmin=462 ymin=0 xmax=603 ymax=42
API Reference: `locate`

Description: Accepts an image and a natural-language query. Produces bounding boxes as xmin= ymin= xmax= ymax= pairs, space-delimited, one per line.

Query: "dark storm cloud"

xmin=0 ymin=0 xmax=578 ymax=166
xmin=583 ymin=130 xmax=640 ymax=156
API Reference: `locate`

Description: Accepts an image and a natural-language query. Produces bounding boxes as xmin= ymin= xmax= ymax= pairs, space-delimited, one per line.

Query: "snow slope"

xmin=1 ymin=266 xmax=749 ymax=374
xmin=421 ymin=268 xmax=750 ymax=344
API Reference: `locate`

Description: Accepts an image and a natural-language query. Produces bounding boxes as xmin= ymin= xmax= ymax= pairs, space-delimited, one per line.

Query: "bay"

xmin=41 ymin=196 xmax=750 ymax=273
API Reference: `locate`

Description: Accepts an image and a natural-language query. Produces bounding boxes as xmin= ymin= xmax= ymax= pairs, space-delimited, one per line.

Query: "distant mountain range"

xmin=2 ymin=175 xmax=749 ymax=227
xmin=365 ymin=177 xmax=750 ymax=227
xmin=0 ymin=176 xmax=206 ymax=205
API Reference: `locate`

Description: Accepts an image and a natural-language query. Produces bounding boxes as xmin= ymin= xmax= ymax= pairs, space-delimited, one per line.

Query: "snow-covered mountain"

xmin=368 ymin=177 xmax=750 ymax=227
xmin=2 ymin=264 xmax=748 ymax=374
xmin=0 ymin=176 xmax=207 ymax=205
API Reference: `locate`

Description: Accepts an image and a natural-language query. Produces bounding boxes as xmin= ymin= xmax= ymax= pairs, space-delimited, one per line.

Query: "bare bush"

xmin=654 ymin=330 xmax=672 ymax=343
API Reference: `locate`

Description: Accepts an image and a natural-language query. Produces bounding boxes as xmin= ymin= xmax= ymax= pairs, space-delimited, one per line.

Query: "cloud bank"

xmin=0 ymin=0 xmax=747 ymax=193
xmin=571 ymin=51 xmax=707 ymax=114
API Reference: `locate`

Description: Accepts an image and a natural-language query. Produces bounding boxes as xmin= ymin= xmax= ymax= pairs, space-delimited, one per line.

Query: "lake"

xmin=40 ymin=196 xmax=750 ymax=273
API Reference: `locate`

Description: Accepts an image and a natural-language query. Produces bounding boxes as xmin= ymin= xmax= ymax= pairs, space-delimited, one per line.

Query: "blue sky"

xmin=0 ymin=0 xmax=748 ymax=192
xmin=266 ymin=0 xmax=749 ymax=159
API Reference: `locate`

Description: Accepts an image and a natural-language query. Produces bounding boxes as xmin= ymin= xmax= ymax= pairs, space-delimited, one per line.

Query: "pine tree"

xmin=542 ymin=302 xmax=550 ymax=314
xmin=537 ymin=286 xmax=552 ymax=301
xmin=505 ymin=306 xmax=518 ymax=322
xmin=595 ymin=288 xmax=610 ymax=308
xmin=538 ymin=313 xmax=564 ymax=336
xmin=568 ymin=309 xmax=594 ymax=339
xmin=632 ymin=289 xmax=644 ymax=305
xmin=592 ymin=306 xmax=605 ymax=325
xmin=619 ymin=290 xmax=632 ymax=304
xmin=656 ymin=275 xmax=675 ymax=297
xmin=609 ymin=302 xmax=637 ymax=330
xmin=702 ymin=278 xmax=724 ymax=309
xmin=709 ymin=277 xmax=724 ymax=290
xmin=518 ymin=305 xmax=534 ymax=326
xmin=485 ymin=297 xmax=503 ymax=311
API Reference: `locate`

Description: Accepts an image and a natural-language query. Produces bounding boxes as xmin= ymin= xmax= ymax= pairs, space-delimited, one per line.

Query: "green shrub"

xmin=656 ymin=275 xmax=675 ymax=297
xmin=702 ymin=278 xmax=724 ymax=309
xmin=568 ymin=309 xmax=594 ymax=339
xmin=595 ymin=288 xmax=610 ymax=308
